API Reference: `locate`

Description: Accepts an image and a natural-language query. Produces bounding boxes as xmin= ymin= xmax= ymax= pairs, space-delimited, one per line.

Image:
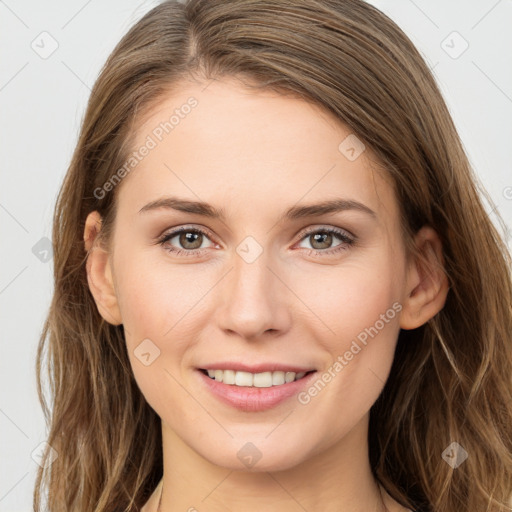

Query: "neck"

xmin=155 ymin=414 xmax=390 ymax=512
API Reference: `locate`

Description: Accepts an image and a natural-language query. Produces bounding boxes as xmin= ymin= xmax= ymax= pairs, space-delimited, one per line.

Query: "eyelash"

xmin=156 ymin=225 xmax=356 ymax=258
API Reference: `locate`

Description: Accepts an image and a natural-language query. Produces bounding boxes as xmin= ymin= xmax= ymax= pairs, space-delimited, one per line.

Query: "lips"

xmin=196 ymin=363 xmax=317 ymax=412
xmin=198 ymin=362 xmax=316 ymax=374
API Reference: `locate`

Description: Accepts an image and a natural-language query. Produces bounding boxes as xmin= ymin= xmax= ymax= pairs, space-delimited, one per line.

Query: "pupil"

xmin=181 ymin=231 xmax=201 ymax=249
xmin=312 ymin=232 xmax=331 ymax=249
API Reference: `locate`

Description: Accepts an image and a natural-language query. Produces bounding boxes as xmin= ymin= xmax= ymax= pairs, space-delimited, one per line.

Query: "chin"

xmin=197 ymin=437 xmax=312 ymax=473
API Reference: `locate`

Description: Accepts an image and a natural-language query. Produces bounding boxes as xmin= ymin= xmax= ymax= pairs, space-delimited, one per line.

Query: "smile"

xmin=196 ymin=366 xmax=318 ymax=412
xmin=200 ymin=368 xmax=315 ymax=387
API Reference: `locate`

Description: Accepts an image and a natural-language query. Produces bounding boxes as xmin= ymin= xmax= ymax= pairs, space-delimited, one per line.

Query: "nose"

xmin=214 ymin=247 xmax=292 ymax=341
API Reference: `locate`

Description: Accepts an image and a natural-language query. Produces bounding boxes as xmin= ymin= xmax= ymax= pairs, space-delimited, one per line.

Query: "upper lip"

xmin=198 ymin=362 xmax=316 ymax=373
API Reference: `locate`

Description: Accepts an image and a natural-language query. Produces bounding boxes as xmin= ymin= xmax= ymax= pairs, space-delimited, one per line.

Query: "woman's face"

xmin=88 ymin=77 xmax=419 ymax=471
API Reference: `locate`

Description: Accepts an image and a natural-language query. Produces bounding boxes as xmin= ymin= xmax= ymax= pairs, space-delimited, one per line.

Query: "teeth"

xmin=204 ymin=369 xmax=311 ymax=387
xmin=223 ymin=369 xmax=236 ymax=385
xmin=235 ymin=371 xmax=253 ymax=386
xmin=272 ymin=371 xmax=285 ymax=385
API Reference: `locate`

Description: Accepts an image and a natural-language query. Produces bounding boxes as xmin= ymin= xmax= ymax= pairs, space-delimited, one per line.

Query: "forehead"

xmin=115 ymin=77 xmax=397 ymax=224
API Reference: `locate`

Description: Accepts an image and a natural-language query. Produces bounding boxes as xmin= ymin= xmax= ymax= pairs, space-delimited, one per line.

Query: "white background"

xmin=1 ymin=0 xmax=511 ymax=510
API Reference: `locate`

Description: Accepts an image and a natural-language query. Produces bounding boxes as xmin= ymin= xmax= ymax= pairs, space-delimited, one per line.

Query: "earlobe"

xmin=399 ymin=226 xmax=450 ymax=330
xmin=84 ymin=211 xmax=123 ymax=326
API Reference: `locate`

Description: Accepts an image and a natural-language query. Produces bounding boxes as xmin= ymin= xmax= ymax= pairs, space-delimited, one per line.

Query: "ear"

xmin=83 ymin=211 xmax=123 ymax=326
xmin=399 ymin=225 xmax=449 ymax=330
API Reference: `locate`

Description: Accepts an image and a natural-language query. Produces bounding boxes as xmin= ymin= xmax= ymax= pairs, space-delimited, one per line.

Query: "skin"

xmin=84 ymin=76 xmax=449 ymax=512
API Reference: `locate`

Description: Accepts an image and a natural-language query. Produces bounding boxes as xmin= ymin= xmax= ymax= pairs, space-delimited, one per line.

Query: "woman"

xmin=34 ymin=1 xmax=512 ymax=511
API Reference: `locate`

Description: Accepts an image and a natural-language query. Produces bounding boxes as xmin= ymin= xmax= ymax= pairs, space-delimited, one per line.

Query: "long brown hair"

xmin=34 ymin=1 xmax=512 ymax=510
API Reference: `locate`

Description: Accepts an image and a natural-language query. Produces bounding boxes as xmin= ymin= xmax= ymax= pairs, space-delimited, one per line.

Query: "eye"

xmin=157 ymin=226 xmax=216 ymax=257
xmin=156 ymin=225 xmax=355 ymax=257
xmin=295 ymin=226 xmax=355 ymax=255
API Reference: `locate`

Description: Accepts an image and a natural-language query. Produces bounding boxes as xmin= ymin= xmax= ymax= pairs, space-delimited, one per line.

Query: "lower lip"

xmin=197 ymin=370 xmax=317 ymax=412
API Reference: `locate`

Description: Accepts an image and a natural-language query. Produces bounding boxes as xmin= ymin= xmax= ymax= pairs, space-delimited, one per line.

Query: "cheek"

xmin=114 ymin=250 xmax=210 ymax=341
xmin=293 ymin=254 xmax=402 ymax=410
xmin=116 ymin=262 xmax=196 ymax=417
xmin=113 ymin=254 xmax=219 ymax=402
xmin=298 ymin=253 xmax=402 ymax=345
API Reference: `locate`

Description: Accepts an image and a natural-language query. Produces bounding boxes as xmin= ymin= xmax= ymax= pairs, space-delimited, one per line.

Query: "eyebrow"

xmin=138 ymin=196 xmax=377 ymax=221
